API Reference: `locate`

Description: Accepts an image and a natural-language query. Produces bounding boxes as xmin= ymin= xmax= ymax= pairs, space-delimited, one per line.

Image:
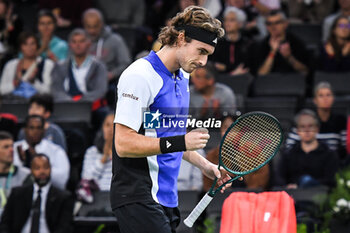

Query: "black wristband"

xmin=160 ymin=135 xmax=186 ymax=154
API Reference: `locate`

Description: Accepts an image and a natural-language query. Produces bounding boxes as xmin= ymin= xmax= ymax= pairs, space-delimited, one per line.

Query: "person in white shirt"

xmin=0 ymin=154 xmax=74 ymax=233
xmin=13 ymin=115 xmax=70 ymax=190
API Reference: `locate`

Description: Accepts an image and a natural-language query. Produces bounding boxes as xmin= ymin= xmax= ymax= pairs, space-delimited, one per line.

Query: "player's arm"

xmin=114 ymin=123 xmax=161 ymax=157
xmin=115 ymin=125 xmax=211 ymax=158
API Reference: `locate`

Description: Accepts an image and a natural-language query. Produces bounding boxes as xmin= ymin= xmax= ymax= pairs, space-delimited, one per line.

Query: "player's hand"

xmin=202 ymin=163 xmax=243 ymax=193
xmin=185 ymin=128 xmax=210 ymax=151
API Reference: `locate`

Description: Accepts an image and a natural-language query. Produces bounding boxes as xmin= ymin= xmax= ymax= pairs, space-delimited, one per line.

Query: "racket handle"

xmin=184 ymin=193 xmax=213 ymax=228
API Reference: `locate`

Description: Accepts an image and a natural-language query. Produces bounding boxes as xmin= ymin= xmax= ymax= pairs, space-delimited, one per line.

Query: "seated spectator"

xmin=79 ymin=112 xmax=114 ymax=194
xmin=247 ymin=10 xmax=309 ymax=76
xmin=287 ymin=0 xmax=335 ymax=23
xmin=82 ymin=8 xmax=131 ymax=84
xmin=52 ymin=28 xmax=108 ymax=103
xmin=0 ymin=154 xmax=74 ymax=233
xmin=0 ymin=131 xmax=30 ymax=215
xmin=276 ymin=109 xmax=339 ymax=188
xmin=36 ymin=9 xmax=68 ymax=62
xmin=17 ymin=94 xmax=67 ymax=151
xmin=286 ymin=82 xmax=347 ymax=161
xmin=189 ymin=64 xmax=237 ymax=121
xmin=210 ymin=6 xmax=251 ymax=75
xmin=322 ymin=0 xmax=350 ymax=42
xmin=13 ymin=115 xmax=70 ymax=189
xmin=318 ymin=15 xmax=350 ymax=72
xmin=95 ymin=0 xmax=145 ymax=29
xmin=0 ymin=32 xmax=54 ymax=98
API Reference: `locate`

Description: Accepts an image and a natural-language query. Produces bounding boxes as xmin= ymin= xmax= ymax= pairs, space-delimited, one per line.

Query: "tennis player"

xmin=112 ymin=6 xmax=232 ymax=233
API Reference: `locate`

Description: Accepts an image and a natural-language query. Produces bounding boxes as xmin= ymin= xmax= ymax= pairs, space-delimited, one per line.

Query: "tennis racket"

xmin=184 ymin=111 xmax=283 ymax=227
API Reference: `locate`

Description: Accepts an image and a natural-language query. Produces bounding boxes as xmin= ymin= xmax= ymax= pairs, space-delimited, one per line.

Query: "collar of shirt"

xmin=71 ymin=55 xmax=93 ymax=69
xmin=19 ymin=139 xmax=49 ymax=152
xmin=146 ymin=51 xmax=176 ymax=79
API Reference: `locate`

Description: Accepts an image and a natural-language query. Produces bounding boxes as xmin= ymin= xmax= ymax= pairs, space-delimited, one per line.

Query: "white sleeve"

xmin=114 ymin=61 xmax=163 ymax=132
xmin=0 ymin=60 xmax=17 ymax=95
xmin=49 ymin=145 xmax=70 ymax=189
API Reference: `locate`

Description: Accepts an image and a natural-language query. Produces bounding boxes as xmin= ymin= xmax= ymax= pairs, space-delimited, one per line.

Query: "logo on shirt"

xmin=122 ymin=93 xmax=139 ymax=101
xmin=143 ymin=109 xmax=161 ymax=129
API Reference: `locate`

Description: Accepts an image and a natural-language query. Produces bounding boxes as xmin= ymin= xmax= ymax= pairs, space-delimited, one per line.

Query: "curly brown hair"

xmin=158 ymin=6 xmax=224 ymax=46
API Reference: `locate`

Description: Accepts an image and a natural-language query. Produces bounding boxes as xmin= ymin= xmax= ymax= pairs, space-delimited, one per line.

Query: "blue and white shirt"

xmin=111 ymin=51 xmax=190 ymax=209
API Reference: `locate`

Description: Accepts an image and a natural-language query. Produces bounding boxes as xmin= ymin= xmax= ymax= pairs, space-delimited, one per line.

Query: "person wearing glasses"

xmin=318 ymin=15 xmax=350 ymax=72
xmin=247 ymin=10 xmax=309 ymax=76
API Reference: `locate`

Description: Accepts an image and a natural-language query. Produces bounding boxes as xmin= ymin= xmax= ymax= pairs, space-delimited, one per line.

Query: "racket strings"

xmin=221 ymin=114 xmax=281 ymax=173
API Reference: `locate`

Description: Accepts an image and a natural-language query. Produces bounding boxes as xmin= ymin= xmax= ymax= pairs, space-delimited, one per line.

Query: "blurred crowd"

xmin=0 ymin=0 xmax=349 ymax=232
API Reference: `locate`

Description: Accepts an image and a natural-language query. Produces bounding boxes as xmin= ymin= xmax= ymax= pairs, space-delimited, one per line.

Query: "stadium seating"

xmin=252 ymin=73 xmax=306 ymax=98
xmin=314 ymin=72 xmax=350 ymax=97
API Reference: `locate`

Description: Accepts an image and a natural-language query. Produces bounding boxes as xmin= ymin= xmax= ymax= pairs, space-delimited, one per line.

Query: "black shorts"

xmin=114 ymin=201 xmax=180 ymax=233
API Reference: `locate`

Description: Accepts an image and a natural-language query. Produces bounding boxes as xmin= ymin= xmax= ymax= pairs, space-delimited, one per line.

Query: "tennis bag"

xmin=220 ymin=191 xmax=296 ymax=233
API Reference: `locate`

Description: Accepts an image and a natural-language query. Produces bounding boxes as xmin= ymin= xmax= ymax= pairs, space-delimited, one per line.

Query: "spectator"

xmin=210 ymin=6 xmax=251 ymax=74
xmin=276 ymin=109 xmax=339 ymax=188
xmin=318 ymin=15 xmax=350 ymax=72
xmin=82 ymin=8 xmax=131 ymax=84
xmin=80 ymin=112 xmax=114 ymax=192
xmin=224 ymin=0 xmax=261 ymax=39
xmin=286 ymin=82 xmax=348 ymax=161
xmin=189 ymin=64 xmax=237 ymax=120
xmin=13 ymin=115 xmax=70 ymax=189
xmin=288 ymin=0 xmax=335 ymax=23
xmin=95 ymin=0 xmax=145 ymax=29
xmin=0 ymin=32 xmax=54 ymax=98
xmin=36 ymin=9 xmax=68 ymax=62
xmin=190 ymin=64 xmax=237 ymax=150
xmin=323 ymin=0 xmax=350 ymax=42
xmin=52 ymin=28 xmax=108 ymax=103
xmin=0 ymin=154 xmax=74 ymax=233
xmin=17 ymin=94 xmax=67 ymax=151
xmin=0 ymin=131 xmax=30 ymax=215
xmin=248 ymin=10 xmax=309 ymax=76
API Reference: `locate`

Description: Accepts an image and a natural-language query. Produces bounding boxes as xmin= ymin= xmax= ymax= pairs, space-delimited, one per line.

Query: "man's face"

xmin=25 ymin=118 xmax=45 ymax=145
xmin=83 ymin=16 xmax=103 ymax=41
xmin=31 ymin=156 xmax=51 ymax=187
xmin=224 ymin=12 xmax=241 ymax=33
xmin=191 ymin=67 xmax=214 ymax=91
xmin=177 ymin=38 xmax=215 ymax=73
xmin=313 ymin=88 xmax=334 ymax=110
xmin=69 ymin=34 xmax=91 ymax=57
xmin=266 ymin=14 xmax=287 ymax=38
xmin=38 ymin=15 xmax=55 ymax=38
xmin=297 ymin=115 xmax=319 ymax=144
xmin=0 ymin=139 xmax=14 ymax=166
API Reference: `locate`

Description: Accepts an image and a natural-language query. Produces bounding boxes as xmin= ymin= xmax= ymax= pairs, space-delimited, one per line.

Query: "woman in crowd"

xmin=0 ymin=31 xmax=54 ymax=98
xmin=318 ymin=15 xmax=350 ymax=72
xmin=37 ymin=9 xmax=68 ymax=62
xmin=80 ymin=112 xmax=114 ymax=193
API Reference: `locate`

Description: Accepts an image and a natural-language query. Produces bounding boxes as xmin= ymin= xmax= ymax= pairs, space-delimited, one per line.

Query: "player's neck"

xmin=156 ymin=46 xmax=180 ymax=73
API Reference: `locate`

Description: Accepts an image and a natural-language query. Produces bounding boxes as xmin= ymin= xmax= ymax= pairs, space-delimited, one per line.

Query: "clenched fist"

xmin=185 ymin=128 xmax=210 ymax=151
